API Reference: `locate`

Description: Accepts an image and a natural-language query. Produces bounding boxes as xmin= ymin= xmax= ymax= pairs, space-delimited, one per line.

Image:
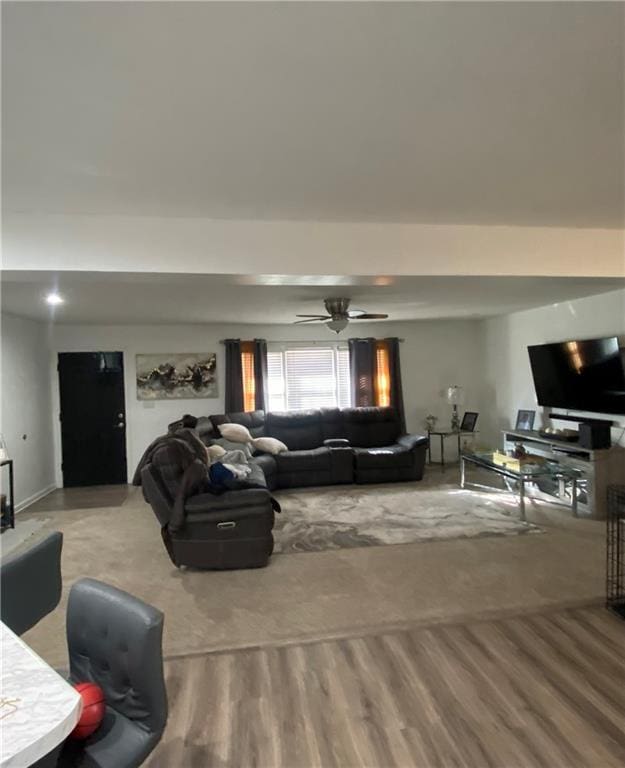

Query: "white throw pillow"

xmin=252 ymin=436 xmax=288 ymax=455
xmin=206 ymin=443 xmax=227 ymax=462
xmin=218 ymin=422 xmax=253 ymax=444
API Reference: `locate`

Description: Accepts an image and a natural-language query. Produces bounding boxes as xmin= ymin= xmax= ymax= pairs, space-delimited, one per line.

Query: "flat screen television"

xmin=528 ymin=336 xmax=625 ymax=415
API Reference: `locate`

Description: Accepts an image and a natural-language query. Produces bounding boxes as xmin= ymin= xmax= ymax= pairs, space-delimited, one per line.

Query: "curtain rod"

xmin=219 ymin=338 xmax=405 ymax=344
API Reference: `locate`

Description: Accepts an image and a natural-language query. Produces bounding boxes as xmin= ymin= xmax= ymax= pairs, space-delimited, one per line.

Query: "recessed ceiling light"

xmin=45 ymin=292 xmax=64 ymax=306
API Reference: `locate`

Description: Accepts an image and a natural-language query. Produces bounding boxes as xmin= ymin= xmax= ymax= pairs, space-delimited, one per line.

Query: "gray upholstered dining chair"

xmin=58 ymin=578 xmax=168 ymax=768
xmin=0 ymin=531 xmax=63 ymax=635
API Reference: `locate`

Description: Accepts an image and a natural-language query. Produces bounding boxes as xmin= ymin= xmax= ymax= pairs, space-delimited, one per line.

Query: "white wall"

xmin=482 ymin=288 xmax=625 ymax=445
xmin=8 ymin=289 xmax=624 ymax=496
xmin=6 ymin=289 xmax=622 ymax=498
xmin=1 ymin=313 xmax=56 ymax=509
xmin=49 ymin=319 xmax=486 ymax=483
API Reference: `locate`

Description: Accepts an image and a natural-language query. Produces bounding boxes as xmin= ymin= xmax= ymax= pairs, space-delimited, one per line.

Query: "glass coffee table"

xmin=460 ymin=450 xmax=581 ymax=521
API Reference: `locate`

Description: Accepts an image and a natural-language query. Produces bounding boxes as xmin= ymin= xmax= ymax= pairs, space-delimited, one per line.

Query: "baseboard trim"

xmin=15 ymin=484 xmax=57 ymax=514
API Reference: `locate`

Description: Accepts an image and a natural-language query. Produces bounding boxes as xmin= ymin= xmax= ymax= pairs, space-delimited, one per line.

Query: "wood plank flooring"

xmin=146 ymin=606 xmax=625 ymax=768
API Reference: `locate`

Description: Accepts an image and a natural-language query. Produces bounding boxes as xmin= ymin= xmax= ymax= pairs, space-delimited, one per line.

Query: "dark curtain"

xmin=385 ymin=337 xmax=406 ymax=433
xmin=349 ymin=336 xmax=406 ymax=433
xmin=224 ymin=339 xmax=244 ymax=413
xmin=253 ymin=339 xmax=268 ymax=411
xmin=348 ymin=338 xmax=376 ymax=407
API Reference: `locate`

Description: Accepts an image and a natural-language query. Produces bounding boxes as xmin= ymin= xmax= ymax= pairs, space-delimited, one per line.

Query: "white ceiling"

xmin=3 ymin=2 xmax=623 ymax=228
xmin=2 ymin=272 xmax=623 ymax=325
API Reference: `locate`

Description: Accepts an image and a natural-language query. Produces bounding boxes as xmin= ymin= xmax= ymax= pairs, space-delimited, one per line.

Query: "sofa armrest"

xmin=397 ymin=433 xmax=429 ymax=451
xmin=323 ymin=438 xmax=350 ymax=447
xmin=185 ymin=488 xmax=271 ymax=515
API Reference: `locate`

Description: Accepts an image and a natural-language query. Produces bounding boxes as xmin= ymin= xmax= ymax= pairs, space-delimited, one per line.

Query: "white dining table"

xmin=1 ymin=622 xmax=81 ymax=768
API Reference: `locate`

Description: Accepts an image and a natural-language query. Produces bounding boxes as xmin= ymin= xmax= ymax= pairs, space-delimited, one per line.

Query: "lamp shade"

xmin=446 ymin=385 xmax=464 ymax=405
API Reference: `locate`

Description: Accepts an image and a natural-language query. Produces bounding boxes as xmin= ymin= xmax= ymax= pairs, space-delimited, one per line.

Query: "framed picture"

xmin=515 ymin=409 xmax=536 ymax=431
xmin=136 ymin=353 xmax=218 ymax=400
xmin=460 ymin=411 xmax=479 ymax=432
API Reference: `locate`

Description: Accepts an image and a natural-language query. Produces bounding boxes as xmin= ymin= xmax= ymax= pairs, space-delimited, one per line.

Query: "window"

xmin=267 ymin=345 xmax=351 ymax=411
xmin=375 ymin=341 xmax=391 ymax=407
xmin=241 ymin=341 xmax=256 ymax=413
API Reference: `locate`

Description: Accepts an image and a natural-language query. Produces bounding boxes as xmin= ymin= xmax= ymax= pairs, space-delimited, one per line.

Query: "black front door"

xmin=58 ymin=352 xmax=127 ymax=486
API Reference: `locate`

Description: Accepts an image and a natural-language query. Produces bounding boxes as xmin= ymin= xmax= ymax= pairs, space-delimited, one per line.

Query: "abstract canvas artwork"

xmin=136 ymin=353 xmax=218 ymax=400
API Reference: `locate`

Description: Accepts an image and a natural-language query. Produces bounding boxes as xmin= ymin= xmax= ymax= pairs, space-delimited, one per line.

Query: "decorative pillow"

xmin=206 ymin=443 xmax=227 ymax=462
xmin=213 ymin=437 xmax=253 ymax=459
xmin=252 ymin=436 xmax=288 ymax=455
xmin=218 ymin=422 xmax=253 ymax=444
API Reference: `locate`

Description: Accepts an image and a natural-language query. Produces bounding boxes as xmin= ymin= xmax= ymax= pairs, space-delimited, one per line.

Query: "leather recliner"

xmin=141 ymin=442 xmax=275 ymax=570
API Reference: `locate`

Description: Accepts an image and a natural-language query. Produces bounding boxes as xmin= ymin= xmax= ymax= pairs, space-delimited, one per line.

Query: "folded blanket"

xmin=136 ymin=430 xmax=276 ymax=533
xmin=133 ymin=427 xmax=207 ymax=486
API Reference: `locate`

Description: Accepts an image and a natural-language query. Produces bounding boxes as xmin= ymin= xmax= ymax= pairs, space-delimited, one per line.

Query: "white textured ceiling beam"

xmin=3 ymin=213 xmax=624 ymax=278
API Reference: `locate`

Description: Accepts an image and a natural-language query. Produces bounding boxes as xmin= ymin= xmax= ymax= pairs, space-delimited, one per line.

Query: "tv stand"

xmin=548 ymin=412 xmax=614 ymax=427
xmin=502 ymin=429 xmax=625 ymax=519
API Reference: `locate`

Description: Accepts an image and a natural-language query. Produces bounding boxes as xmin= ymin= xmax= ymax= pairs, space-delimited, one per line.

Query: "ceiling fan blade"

xmin=353 ymin=313 xmax=389 ymax=320
xmin=294 ymin=318 xmax=327 ymax=324
xmin=347 ymin=309 xmax=367 ymax=318
xmin=295 ymin=314 xmax=330 ymax=318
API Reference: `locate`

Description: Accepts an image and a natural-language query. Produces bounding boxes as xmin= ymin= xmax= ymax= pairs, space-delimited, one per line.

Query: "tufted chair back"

xmin=65 ymin=578 xmax=167 ymax=767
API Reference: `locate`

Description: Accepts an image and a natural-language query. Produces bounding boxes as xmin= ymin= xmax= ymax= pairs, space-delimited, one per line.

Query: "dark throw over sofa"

xmin=139 ymin=407 xmax=427 ymax=571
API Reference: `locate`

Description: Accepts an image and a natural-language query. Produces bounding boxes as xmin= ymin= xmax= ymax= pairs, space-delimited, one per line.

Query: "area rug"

xmin=273 ymin=483 xmax=541 ymax=554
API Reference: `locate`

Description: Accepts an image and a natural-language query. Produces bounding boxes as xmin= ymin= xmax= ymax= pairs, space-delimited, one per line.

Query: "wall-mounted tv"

xmin=528 ymin=336 xmax=625 ymax=415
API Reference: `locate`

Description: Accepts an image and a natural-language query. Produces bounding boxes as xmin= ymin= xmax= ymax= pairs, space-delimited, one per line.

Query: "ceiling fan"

xmin=294 ymin=298 xmax=388 ymax=334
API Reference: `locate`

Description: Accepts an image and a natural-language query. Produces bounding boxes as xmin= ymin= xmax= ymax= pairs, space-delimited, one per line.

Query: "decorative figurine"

xmin=512 ymin=443 xmax=527 ymax=459
xmin=424 ymin=414 xmax=438 ymax=432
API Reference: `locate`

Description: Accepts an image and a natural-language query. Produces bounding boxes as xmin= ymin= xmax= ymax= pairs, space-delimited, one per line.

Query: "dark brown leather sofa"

xmin=140 ymin=407 xmax=427 ymax=571
xmin=197 ymin=406 xmax=428 ymax=489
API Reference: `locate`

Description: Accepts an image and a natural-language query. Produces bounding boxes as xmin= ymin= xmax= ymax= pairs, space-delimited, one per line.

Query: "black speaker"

xmin=579 ymin=422 xmax=611 ymax=449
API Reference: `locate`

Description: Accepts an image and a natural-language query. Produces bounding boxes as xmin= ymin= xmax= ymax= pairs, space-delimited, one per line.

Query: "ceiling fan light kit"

xmin=294 ymin=298 xmax=388 ymax=334
xmin=326 ymin=317 xmax=349 ymax=334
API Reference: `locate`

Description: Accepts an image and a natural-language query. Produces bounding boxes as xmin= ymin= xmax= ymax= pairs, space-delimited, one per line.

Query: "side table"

xmin=427 ymin=430 xmax=478 ymax=467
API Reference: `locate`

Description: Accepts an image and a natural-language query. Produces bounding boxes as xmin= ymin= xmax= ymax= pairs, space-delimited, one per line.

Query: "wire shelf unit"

xmin=607 ymin=485 xmax=625 ymax=619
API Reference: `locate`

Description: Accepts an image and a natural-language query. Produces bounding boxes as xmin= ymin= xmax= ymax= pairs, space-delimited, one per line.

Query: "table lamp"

xmin=446 ymin=385 xmax=464 ymax=431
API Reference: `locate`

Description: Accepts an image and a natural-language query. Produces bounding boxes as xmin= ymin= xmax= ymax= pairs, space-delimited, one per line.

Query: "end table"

xmin=427 ymin=430 xmax=478 ymax=467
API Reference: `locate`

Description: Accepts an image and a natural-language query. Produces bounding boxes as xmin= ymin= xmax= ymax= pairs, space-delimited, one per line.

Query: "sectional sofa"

xmin=139 ymin=407 xmax=428 ymax=570
xmin=195 ymin=406 xmax=428 ymax=488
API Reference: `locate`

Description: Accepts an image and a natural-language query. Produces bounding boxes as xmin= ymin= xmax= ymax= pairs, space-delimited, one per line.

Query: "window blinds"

xmin=267 ymin=346 xmax=351 ymax=411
